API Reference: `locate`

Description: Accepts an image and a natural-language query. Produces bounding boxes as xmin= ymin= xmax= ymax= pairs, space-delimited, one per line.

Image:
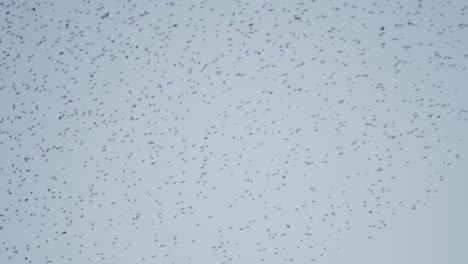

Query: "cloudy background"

xmin=1 ymin=0 xmax=468 ymax=263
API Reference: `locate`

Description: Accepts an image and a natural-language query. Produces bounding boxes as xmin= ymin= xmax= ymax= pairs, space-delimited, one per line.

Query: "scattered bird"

xmin=0 ymin=0 xmax=467 ymax=263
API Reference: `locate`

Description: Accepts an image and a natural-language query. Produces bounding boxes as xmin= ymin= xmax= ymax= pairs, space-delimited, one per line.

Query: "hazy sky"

xmin=1 ymin=0 xmax=468 ymax=263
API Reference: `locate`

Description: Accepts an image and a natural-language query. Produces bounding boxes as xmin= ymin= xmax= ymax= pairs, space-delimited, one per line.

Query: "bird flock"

xmin=1 ymin=0 xmax=468 ymax=263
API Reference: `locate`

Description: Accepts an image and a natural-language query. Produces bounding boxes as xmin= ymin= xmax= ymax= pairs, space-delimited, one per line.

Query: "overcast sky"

xmin=1 ymin=0 xmax=468 ymax=263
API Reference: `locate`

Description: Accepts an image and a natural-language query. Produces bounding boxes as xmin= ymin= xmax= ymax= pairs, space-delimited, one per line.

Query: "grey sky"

xmin=1 ymin=0 xmax=468 ymax=263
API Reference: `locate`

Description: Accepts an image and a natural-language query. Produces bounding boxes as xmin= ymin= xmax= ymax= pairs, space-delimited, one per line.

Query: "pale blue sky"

xmin=1 ymin=0 xmax=468 ymax=263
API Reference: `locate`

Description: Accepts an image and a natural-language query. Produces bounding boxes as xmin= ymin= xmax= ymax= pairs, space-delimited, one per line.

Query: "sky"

xmin=1 ymin=0 xmax=468 ymax=263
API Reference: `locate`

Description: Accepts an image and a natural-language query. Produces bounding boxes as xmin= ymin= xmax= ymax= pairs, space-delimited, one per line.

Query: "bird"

xmin=0 ymin=0 xmax=467 ymax=263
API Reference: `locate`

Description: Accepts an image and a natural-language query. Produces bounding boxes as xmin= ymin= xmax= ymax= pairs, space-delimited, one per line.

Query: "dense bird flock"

xmin=1 ymin=0 xmax=468 ymax=263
